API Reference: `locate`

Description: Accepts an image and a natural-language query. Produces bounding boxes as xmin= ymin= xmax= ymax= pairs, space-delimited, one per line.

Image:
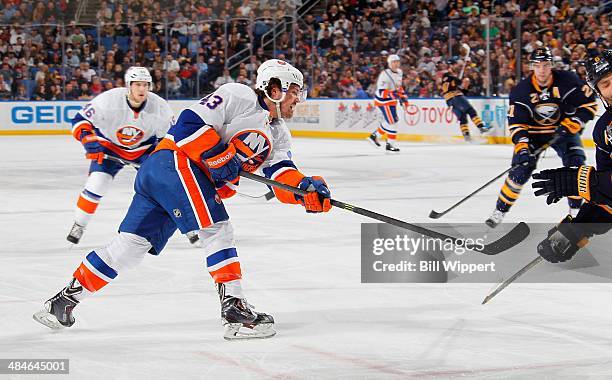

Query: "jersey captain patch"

xmin=116 ymin=125 xmax=145 ymax=146
xmin=230 ymin=129 xmax=272 ymax=173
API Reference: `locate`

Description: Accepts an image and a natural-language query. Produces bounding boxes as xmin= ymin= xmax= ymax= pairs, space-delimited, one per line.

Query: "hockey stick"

xmin=481 ymin=256 xmax=543 ymax=305
xmin=458 ymin=43 xmax=471 ymax=79
xmin=103 ymin=154 xmax=140 ymax=168
xmin=102 ymin=154 xmax=275 ymax=200
xmin=429 ymin=136 xmax=560 ymax=219
xmin=240 ymin=171 xmax=530 ymax=255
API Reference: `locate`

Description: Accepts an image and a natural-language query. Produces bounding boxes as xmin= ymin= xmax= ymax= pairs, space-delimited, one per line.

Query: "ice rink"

xmin=1 ymin=135 xmax=611 ymax=379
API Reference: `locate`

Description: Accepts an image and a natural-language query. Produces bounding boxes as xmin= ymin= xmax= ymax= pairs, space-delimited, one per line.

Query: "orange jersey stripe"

xmin=209 ymin=261 xmax=242 ymax=283
xmin=175 ymin=153 xmax=212 ymax=228
xmin=77 ymin=195 xmax=99 ymax=214
xmin=176 ymin=128 xmax=221 ymax=164
xmin=72 ymin=120 xmax=93 ymax=141
xmin=73 ymin=263 xmax=108 ymax=292
xmin=98 ymin=140 xmax=149 ymax=161
xmin=374 ymin=99 xmax=398 ymax=107
xmin=273 ymin=169 xmax=305 ymax=204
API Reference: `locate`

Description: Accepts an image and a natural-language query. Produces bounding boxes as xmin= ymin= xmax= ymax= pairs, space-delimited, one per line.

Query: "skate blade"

xmin=485 ymin=219 xmax=499 ymax=229
xmin=33 ymin=310 xmax=66 ymax=330
xmin=223 ymin=323 xmax=276 ymax=341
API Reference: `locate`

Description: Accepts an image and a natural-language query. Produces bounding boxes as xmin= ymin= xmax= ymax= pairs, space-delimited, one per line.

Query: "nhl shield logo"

xmin=173 ymin=208 xmax=182 ymax=218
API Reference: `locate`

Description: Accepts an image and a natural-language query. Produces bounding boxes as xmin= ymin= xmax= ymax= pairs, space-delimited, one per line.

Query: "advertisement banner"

xmin=0 ymin=98 xmax=602 ymax=146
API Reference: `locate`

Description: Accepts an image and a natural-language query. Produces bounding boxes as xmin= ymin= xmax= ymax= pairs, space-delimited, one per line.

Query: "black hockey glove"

xmin=537 ymin=216 xmax=589 ymax=263
xmin=532 ymin=166 xmax=595 ymax=204
xmin=511 ymin=142 xmax=536 ymax=167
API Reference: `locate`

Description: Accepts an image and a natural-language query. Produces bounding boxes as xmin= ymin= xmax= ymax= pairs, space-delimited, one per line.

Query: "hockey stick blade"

xmin=476 ymin=222 xmax=530 ymax=255
xmin=241 ymin=171 xmax=530 ymax=256
xmin=264 ymin=191 xmax=275 ymax=200
xmin=429 ymin=209 xmax=446 ymax=219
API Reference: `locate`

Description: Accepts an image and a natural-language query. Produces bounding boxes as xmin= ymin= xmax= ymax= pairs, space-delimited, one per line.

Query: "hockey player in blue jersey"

xmin=530 ymin=50 xmax=612 ymax=263
xmin=440 ymin=59 xmax=490 ymax=142
xmin=486 ymin=47 xmax=598 ymax=228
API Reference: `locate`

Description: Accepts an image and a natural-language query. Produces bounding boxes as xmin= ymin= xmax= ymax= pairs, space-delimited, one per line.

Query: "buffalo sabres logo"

xmin=534 ymin=103 xmax=560 ymax=125
xmin=230 ymin=130 xmax=272 ymax=173
xmin=116 ymin=125 xmax=144 ymax=146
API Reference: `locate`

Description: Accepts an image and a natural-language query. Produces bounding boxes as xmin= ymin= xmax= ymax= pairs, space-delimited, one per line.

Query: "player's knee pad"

xmin=508 ymin=165 xmax=533 ymax=185
xmin=96 ymin=232 xmax=151 ymax=272
xmin=84 ymin=171 xmax=114 ymax=197
xmin=198 ymin=220 xmax=236 ymax=257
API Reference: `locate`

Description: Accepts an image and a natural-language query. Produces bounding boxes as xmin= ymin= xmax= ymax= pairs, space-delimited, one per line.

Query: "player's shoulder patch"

xmin=230 ymin=129 xmax=272 ymax=173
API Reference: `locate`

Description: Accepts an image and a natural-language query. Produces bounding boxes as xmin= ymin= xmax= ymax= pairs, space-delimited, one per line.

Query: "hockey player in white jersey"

xmin=367 ymin=54 xmax=408 ymax=152
xmin=66 ymin=67 xmax=174 ymax=244
xmin=34 ymin=60 xmax=333 ymax=340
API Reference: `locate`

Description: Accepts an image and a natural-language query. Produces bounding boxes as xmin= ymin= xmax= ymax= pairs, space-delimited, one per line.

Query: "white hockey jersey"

xmin=71 ymin=87 xmax=174 ymax=161
xmin=374 ymin=68 xmax=405 ymax=106
xmin=156 ymin=83 xmax=299 ymax=198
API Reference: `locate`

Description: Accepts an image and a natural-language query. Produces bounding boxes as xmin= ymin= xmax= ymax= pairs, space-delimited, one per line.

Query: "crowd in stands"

xmin=0 ymin=0 xmax=608 ymax=101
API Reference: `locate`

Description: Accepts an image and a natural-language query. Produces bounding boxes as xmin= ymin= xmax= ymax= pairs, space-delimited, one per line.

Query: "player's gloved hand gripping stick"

xmin=241 ymin=171 xmax=530 ymax=256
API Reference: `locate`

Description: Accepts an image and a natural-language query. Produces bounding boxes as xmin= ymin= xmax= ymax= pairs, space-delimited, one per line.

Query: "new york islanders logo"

xmin=230 ymin=130 xmax=272 ymax=173
xmin=116 ymin=125 xmax=144 ymax=146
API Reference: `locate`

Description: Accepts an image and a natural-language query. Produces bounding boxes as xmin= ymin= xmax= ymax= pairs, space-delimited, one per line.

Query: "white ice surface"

xmin=1 ymin=136 xmax=611 ymax=379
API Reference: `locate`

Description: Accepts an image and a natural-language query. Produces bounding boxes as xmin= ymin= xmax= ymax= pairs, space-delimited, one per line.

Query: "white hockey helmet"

xmin=256 ymin=59 xmax=307 ymax=103
xmin=124 ymin=66 xmax=153 ymax=90
xmin=387 ymin=54 xmax=401 ymax=65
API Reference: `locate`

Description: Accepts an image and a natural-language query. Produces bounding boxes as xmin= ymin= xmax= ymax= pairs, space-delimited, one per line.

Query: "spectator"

xmin=80 ymin=62 xmax=97 ymax=83
xmin=163 ymin=54 xmax=180 ymax=72
xmin=64 ymin=49 xmax=80 ymax=68
xmin=166 ymin=70 xmax=182 ymax=98
xmin=78 ymin=83 xmax=93 ymax=100
xmin=213 ymin=68 xmax=234 ymax=88
xmin=14 ymin=83 xmax=28 ymax=100
xmin=64 ymin=82 xmax=81 ymax=100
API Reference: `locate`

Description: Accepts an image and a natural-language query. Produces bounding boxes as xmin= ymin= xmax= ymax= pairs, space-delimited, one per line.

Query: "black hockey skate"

xmin=385 ymin=142 xmax=400 ymax=152
xmin=478 ymin=124 xmax=492 ymax=134
xmin=217 ymin=284 xmax=275 ymax=340
xmin=33 ymin=279 xmax=81 ymax=329
xmin=66 ymin=222 xmax=85 ymax=244
xmin=367 ymin=132 xmax=381 ymax=147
